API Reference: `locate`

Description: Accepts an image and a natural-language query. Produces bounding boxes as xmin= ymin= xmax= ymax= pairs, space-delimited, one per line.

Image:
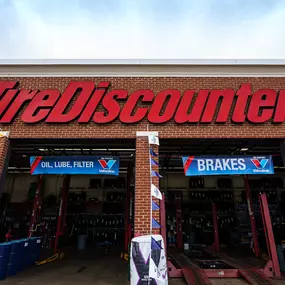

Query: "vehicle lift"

xmin=28 ymin=175 xmax=44 ymax=238
xmin=160 ymin=176 xmax=281 ymax=285
xmin=28 ymin=175 xmax=70 ymax=264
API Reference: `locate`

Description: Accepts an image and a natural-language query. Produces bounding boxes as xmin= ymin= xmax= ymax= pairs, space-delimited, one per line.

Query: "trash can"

xmin=8 ymin=239 xmax=24 ymax=276
xmin=0 ymin=242 xmax=11 ymax=280
xmin=77 ymin=235 xmax=87 ymax=250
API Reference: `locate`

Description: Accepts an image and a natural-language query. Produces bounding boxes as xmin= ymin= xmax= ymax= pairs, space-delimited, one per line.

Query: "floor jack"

xmin=36 ymin=252 xmax=65 ymax=266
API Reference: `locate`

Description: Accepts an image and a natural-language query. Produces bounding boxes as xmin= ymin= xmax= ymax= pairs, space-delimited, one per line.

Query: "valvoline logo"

xmin=98 ymin=159 xmax=116 ymax=169
xmin=251 ymin=158 xmax=269 ymax=169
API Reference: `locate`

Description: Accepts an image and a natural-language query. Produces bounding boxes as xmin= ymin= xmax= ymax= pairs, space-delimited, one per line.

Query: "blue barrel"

xmin=8 ymin=240 xmax=25 ymax=274
xmin=0 ymin=267 xmax=7 ymax=280
xmin=0 ymin=242 xmax=11 ymax=280
xmin=7 ymin=262 xmax=20 ymax=276
xmin=22 ymin=239 xmax=31 ymax=269
xmin=10 ymin=240 xmax=24 ymax=260
xmin=28 ymin=238 xmax=36 ymax=265
xmin=0 ymin=242 xmax=11 ymax=267
xmin=35 ymin=237 xmax=42 ymax=260
xmin=77 ymin=235 xmax=87 ymax=250
xmin=28 ymin=237 xmax=41 ymax=264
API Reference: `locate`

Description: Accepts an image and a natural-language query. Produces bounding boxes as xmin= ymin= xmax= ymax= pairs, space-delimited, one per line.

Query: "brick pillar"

xmin=0 ymin=132 xmax=10 ymax=193
xmin=135 ymin=132 xmax=160 ymax=235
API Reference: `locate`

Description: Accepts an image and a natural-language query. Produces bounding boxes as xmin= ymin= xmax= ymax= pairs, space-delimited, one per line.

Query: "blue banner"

xmin=182 ymin=155 xmax=274 ymax=176
xmin=30 ymin=156 xmax=119 ymax=175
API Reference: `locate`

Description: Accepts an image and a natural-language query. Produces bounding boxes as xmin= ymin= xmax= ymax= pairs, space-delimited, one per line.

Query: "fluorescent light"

xmin=8 ymin=167 xmax=30 ymax=170
xmin=108 ymin=149 xmax=135 ymax=151
xmin=240 ymin=148 xmax=249 ymax=151
xmin=39 ymin=148 xmax=134 ymax=152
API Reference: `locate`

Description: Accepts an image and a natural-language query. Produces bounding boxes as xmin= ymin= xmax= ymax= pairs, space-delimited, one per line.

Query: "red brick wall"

xmin=0 ymin=77 xmax=285 ymax=139
xmin=0 ymin=136 xmax=9 ymax=181
xmin=134 ymin=137 xmax=159 ymax=235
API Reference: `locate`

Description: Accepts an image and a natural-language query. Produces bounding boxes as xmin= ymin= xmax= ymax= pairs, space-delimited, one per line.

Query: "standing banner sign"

xmin=182 ymin=155 xmax=274 ymax=176
xmin=130 ymin=234 xmax=168 ymax=285
xmin=30 ymin=156 xmax=119 ymax=175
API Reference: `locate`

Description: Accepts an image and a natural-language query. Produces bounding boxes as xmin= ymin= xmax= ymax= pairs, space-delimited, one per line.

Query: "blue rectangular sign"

xmin=30 ymin=156 xmax=119 ymax=175
xmin=182 ymin=155 xmax=274 ymax=176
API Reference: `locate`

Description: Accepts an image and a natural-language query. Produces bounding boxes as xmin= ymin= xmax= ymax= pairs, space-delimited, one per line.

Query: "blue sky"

xmin=0 ymin=0 xmax=285 ymax=59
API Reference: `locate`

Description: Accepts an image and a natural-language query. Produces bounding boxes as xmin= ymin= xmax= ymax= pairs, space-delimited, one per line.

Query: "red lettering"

xmin=94 ymin=90 xmax=128 ymax=123
xmin=148 ymin=90 xmax=181 ymax=123
xmin=0 ymin=81 xmax=17 ymax=94
xmin=273 ymin=90 xmax=285 ymax=123
xmin=46 ymin=81 xmax=95 ymax=123
xmin=175 ymin=90 xmax=209 ymax=123
xmin=21 ymin=90 xmax=60 ymax=123
xmin=232 ymin=83 xmax=252 ymax=123
xmin=120 ymin=90 xmax=154 ymax=123
xmin=0 ymin=81 xmax=18 ymax=119
xmin=247 ymin=89 xmax=277 ymax=123
xmin=201 ymin=89 xmax=235 ymax=123
xmin=0 ymin=89 xmax=38 ymax=123
xmin=0 ymin=81 xmax=284 ymax=125
xmin=78 ymin=82 xmax=110 ymax=123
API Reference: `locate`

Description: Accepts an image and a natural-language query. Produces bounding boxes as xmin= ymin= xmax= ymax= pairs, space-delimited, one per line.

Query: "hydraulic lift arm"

xmin=28 ymin=175 xmax=44 ymax=238
xmin=54 ymin=175 xmax=70 ymax=253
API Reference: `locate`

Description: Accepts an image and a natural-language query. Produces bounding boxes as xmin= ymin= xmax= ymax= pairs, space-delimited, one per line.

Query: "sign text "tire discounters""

xmin=0 ymin=81 xmax=284 ymax=124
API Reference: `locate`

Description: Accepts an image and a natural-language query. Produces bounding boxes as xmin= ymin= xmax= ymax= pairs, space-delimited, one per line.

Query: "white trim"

xmin=1 ymin=61 xmax=285 ymax=77
xmin=1 ymin=59 xmax=285 ymax=65
xmin=2 ymin=73 xmax=285 ymax=78
xmin=136 ymin=131 xmax=159 ymax=137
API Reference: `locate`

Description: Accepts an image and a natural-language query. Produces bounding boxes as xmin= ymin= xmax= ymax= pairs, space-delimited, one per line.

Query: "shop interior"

xmin=159 ymin=138 xmax=285 ymax=279
xmin=0 ymin=138 xmax=135 ymax=283
xmin=1 ymin=137 xmax=285 ymax=284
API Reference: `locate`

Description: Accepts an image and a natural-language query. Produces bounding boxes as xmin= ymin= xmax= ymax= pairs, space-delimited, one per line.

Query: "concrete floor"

xmin=1 ymin=248 xmax=284 ymax=285
xmin=1 ymin=248 xmax=128 ymax=285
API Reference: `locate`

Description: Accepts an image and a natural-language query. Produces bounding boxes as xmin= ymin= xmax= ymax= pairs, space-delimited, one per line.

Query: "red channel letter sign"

xmin=0 ymin=81 xmax=284 ymax=124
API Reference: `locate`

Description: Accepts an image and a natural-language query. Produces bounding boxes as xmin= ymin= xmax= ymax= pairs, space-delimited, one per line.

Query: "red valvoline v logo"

xmin=98 ymin=159 xmax=116 ymax=169
xmin=251 ymin=158 xmax=269 ymax=169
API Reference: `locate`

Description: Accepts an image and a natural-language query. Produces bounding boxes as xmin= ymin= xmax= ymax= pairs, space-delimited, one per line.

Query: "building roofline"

xmin=1 ymin=59 xmax=285 ymax=77
xmin=1 ymin=59 xmax=285 ymax=66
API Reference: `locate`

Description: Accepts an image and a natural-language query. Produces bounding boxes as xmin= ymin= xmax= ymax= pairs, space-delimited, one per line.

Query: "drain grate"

xmin=193 ymin=259 xmax=234 ymax=269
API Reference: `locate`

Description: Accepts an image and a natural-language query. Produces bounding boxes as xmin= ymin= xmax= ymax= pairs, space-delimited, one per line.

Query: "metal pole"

xmin=124 ymin=164 xmax=132 ymax=252
xmin=175 ymin=192 xmax=183 ymax=250
xmin=259 ymin=193 xmax=281 ymax=278
xmin=259 ymin=194 xmax=271 ymax=259
xmin=212 ymin=203 xmax=220 ymax=252
xmin=244 ymin=175 xmax=259 ymax=257
xmin=160 ymin=194 xmax=167 ymax=253
xmin=54 ymin=175 xmax=70 ymax=253
xmin=149 ymin=145 xmax=153 ymax=235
